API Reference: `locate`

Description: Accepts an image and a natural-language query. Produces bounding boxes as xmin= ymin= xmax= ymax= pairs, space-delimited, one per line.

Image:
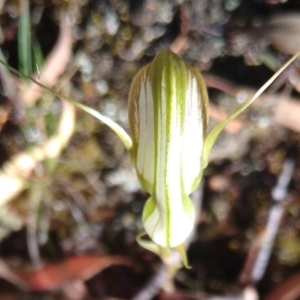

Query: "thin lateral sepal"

xmin=202 ymin=50 xmax=300 ymax=168
xmin=0 ymin=60 xmax=133 ymax=150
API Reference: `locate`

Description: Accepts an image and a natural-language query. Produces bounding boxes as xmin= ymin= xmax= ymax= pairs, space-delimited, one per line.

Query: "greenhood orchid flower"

xmin=127 ymin=50 xmax=208 ymax=263
xmin=1 ymin=48 xmax=300 ymax=268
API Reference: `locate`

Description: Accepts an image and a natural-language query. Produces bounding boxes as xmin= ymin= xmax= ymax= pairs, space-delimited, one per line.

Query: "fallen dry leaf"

xmin=264 ymin=272 xmax=300 ymax=300
xmin=0 ymin=105 xmax=11 ymax=131
xmin=17 ymin=255 xmax=133 ymax=291
xmin=267 ymin=13 xmax=300 ymax=55
xmin=273 ymin=99 xmax=300 ymax=133
xmin=205 ymin=74 xmax=300 ymax=133
xmin=170 ymin=6 xmax=190 ymax=55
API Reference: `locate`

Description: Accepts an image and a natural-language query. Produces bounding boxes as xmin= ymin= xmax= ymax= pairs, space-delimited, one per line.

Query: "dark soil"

xmin=1 ymin=0 xmax=300 ymax=299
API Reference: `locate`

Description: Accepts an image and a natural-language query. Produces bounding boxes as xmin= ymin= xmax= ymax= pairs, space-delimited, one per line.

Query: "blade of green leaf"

xmin=18 ymin=0 xmax=32 ymax=78
xmin=203 ymin=50 xmax=300 ymax=168
xmin=31 ymin=38 xmax=44 ymax=79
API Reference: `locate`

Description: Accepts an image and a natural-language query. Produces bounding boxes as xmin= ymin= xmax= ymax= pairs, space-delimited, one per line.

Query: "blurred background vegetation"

xmin=1 ymin=0 xmax=300 ymax=299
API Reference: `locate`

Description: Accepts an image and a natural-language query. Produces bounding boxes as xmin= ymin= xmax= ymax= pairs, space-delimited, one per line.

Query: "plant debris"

xmin=1 ymin=0 xmax=300 ymax=299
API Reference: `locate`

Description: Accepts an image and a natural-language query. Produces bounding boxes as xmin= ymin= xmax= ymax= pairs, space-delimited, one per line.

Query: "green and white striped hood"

xmin=128 ymin=50 xmax=208 ymax=248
